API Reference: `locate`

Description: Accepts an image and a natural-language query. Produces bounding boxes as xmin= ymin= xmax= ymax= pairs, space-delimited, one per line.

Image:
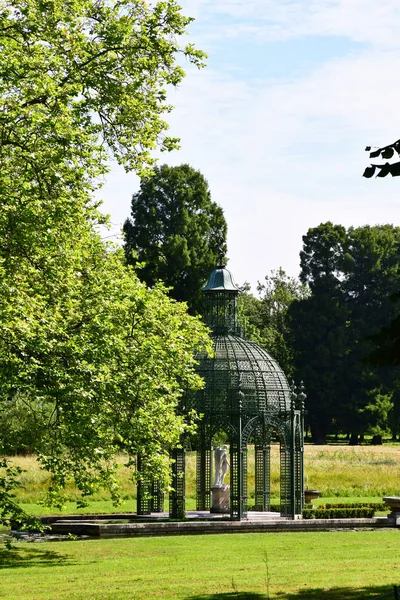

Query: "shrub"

xmin=324 ymin=502 xmax=386 ymax=511
xmin=303 ymin=507 xmax=375 ymax=519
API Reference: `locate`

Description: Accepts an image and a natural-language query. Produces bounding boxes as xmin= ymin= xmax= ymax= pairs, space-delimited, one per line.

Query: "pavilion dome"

xmin=194 ymin=265 xmax=293 ymax=425
xmin=195 ymin=334 xmax=292 ymax=416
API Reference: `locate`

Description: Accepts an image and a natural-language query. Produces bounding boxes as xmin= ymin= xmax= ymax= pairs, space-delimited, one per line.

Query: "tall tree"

xmin=288 ymin=289 xmax=348 ymax=443
xmin=0 ymin=0 xmax=208 ymax=523
xmin=288 ymin=223 xmax=400 ymax=443
xmin=337 ymin=225 xmax=400 ymax=439
xmin=123 ymin=164 xmax=228 ymax=313
xmin=362 ymin=142 xmax=400 ymax=373
xmin=288 ymin=223 xmax=348 ymax=443
xmin=1 ymin=236 xmax=212 ymax=513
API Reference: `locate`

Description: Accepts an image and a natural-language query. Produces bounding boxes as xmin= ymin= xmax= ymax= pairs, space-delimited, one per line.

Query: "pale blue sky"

xmin=208 ymin=36 xmax=367 ymax=81
xmin=99 ymin=0 xmax=400 ymax=291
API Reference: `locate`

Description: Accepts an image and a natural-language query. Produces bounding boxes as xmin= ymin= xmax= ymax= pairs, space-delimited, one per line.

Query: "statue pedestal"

xmin=210 ymin=485 xmax=230 ymax=514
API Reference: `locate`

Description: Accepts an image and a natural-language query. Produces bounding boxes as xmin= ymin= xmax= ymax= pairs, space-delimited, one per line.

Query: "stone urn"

xmin=383 ymin=496 xmax=400 ymax=522
xmin=304 ymin=489 xmax=321 ymax=505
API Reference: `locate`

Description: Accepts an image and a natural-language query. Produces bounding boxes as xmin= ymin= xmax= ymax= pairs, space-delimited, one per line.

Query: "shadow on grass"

xmin=186 ymin=584 xmax=397 ymax=600
xmin=184 ymin=595 xmax=267 ymax=600
xmin=0 ymin=546 xmax=71 ymax=570
xmin=281 ymin=585 xmax=396 ymax=599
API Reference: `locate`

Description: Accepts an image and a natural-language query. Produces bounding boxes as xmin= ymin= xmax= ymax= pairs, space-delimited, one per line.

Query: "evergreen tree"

xmin=124 ymin=164 xmax=228 ymax=314
xmin=288 ymin=223 xmax=400 ymax=443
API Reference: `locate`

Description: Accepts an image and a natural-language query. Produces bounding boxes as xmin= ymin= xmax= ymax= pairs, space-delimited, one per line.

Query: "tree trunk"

xmin=311 ymin=425 xmax=326 ymax=445
xmin=349 ymin=432 xmax=359 ymax=445
xmin=371 ymin=434 xmax=383 ymax=445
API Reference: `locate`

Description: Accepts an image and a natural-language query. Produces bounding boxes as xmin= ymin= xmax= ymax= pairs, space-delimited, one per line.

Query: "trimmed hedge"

xmin=250 ymin=502 xmax=385 ymax=518
xmin=324 ymin=502 xmax=386 ymax=511
xmin=303 ymin=507 xmax=374 ymax=519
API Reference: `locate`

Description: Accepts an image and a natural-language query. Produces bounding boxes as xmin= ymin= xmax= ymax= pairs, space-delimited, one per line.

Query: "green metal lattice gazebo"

xmin=138 ymin=265 xmax=305 ymax=520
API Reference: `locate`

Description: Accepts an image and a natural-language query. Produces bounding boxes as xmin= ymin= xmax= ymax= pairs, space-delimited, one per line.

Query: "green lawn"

xmin=16 ymin=495 xmax=387 ymax=520
xmin=1 ymin=530 xmax=400 ymax=599
xmin=3 ymin=446 xmax=400 ymax=599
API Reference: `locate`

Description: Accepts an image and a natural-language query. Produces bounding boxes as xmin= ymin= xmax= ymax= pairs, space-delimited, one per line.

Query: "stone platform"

xmin=40 ymin=511 xmax=393 ymax=539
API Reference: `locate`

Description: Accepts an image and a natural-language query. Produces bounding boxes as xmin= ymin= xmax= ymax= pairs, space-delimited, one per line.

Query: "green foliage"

xmin=324 ymin=503 xmax=386 ymax=510
xmin=0 ymin=458 xmax=42 ymax=530
xmin=123 ymin=164 xmax=228 ymax=314
xmin=364 ymin=141 xmax=400 ymax=178
xmin=237 ymin=284 xmax=265 ymax=344
xmin=0 ymin=0 xmax=205 ymax=179
xmin=288 ymin=222 xmax=400 ymax=442
xmin=0 ymin=393 xmax=53 ymax=455
xmin=361 ymin=392 xmax=393 ymax=438
xmin=0 ymin=0 xmax=210 ymax=516
xmin=368 ymin=312 xmax=400 ymax=366
xmin=302 ymin=507 xmax=375 ymax=519
xmin=238 ymin=269 xmax=308 ymax=377
xmin=1 ymin=242 xmax=212 ymax=509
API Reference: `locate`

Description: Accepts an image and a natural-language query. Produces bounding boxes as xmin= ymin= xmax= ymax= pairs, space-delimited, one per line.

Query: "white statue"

xmin=213 ymin=445 xmax=230 ymax=488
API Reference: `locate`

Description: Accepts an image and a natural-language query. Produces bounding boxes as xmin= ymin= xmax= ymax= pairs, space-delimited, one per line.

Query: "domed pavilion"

xmin=138 ymin=266 xmax=305 ymax=520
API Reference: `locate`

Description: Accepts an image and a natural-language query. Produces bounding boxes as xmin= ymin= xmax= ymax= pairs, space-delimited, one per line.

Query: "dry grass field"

xmin=8 ymin=443 xmax=400 ymax=513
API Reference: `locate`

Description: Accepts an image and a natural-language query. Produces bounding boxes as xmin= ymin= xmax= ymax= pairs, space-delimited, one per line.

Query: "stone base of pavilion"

xmin=32 ymin=511 xmax=394 ymax=539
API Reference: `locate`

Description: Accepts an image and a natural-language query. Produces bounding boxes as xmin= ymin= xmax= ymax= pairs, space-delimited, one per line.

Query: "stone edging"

xmin=49 ymin=517 xmax=393 ymax=538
